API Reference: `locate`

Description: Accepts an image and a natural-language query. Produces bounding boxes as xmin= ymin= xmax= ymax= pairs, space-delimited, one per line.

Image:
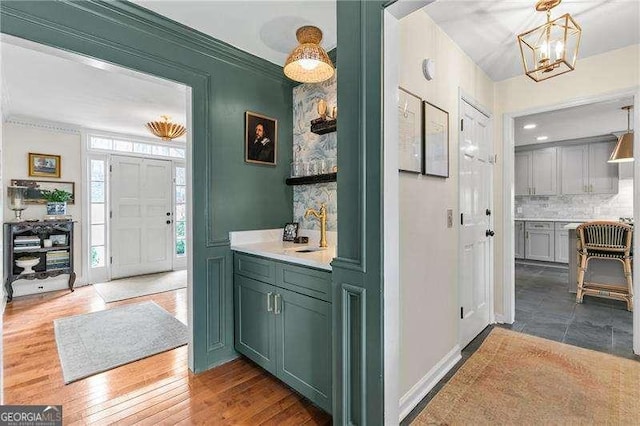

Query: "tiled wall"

xmin=515 ymin=178 xmax=634 ymax=219
xmin=292 ymin=74 xmax=337 ymax=231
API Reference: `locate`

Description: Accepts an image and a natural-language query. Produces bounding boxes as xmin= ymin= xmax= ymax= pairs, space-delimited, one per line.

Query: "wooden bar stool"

xmin=576 ymin=221 xmax=633 ymax=311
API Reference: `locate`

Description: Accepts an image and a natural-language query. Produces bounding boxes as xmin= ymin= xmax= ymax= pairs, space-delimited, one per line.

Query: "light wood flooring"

xmin=3 ymin=285 xmax=331 ymax=425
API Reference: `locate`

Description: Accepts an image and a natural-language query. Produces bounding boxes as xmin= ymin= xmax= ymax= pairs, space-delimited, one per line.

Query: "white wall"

xmin=494 ymin=44 xmax=640 ymax=316
xmin=398 ymin=9 xmax=494 ymax=409
xmin=2 ymin=121 xmax=84 ymax=296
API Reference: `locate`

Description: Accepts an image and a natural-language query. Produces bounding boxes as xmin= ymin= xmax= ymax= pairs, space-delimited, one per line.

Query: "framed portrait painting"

xmin=423 ymin=101 xmax=449 ymax=178
xmin=29 ymin=153 xmax=61 ymax=178
xmin=245 ymin=111 xmax=277 ymax=166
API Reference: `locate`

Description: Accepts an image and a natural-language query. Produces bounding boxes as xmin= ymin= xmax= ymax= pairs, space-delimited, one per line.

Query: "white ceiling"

xmin=1 ymin=36 xmax=187 ymax=141
xmin=131 ymin=0 xmax=337 ymax=67
xmin=514 ymin=97 xmax=634 ymax=146
xmin=424 ymin=0 xmax=640 ymax=81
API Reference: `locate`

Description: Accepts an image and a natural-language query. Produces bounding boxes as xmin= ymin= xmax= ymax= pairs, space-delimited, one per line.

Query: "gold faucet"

xmin=304 ymin=203 xmax=328 ymax=248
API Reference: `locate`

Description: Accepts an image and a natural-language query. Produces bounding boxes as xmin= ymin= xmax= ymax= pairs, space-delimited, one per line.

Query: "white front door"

xmin=111 ymin=155 xmax=173 ymax=279
xmin=459 ymin=99 xmax=493 ymax=349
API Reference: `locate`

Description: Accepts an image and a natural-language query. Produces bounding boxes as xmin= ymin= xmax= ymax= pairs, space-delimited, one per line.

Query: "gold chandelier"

xmin=608 ymin=106 xmax=634 ymax=163
xmin=145 ymin=115 xmax=186 ymax=140
xmin=284 ymin=26 xmax=335 ymax=84
xmin=517 ymin=0 xmax=582 ymax=82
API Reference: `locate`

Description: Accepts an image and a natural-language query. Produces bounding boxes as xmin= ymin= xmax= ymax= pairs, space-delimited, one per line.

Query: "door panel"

xmin=515 ymin=221 xmax=525 ymax=259
xmin=525 ymin=229 xmax=555 ymax=261
xmin=111 ymin=155 xmax=173 ymax=278
xmin=560 ymin=145 xmax=589 ymax=194
xmin=589 ymin=142 xmax=618 ymax=194
xmin=275 ymin=287 xmax=332 ymax=413
xmin=234 ymin=275 xmax=276 ymax=373
xmin=514 ymin=152 xmax=531 ymax=196
xmin=531 ymin=148 xmax=558 ymax=195
xmin=459 ymin=100 xmax=492 ymax=348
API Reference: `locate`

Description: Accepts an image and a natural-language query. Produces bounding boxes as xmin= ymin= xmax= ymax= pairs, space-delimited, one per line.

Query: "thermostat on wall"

xmin=422 ymin=58 xmax=435 ymax=81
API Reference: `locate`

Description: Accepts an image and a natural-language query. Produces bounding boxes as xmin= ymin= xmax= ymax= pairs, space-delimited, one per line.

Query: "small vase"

xmin=47 ymin=202 xmax=67 ymax=215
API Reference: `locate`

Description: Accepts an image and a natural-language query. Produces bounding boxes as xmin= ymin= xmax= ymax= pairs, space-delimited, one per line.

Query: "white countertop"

xmin=229 ymin=228 xmax=336 ymax=271
xmin=563 ymin=223 xmax=583 ymax=230
xmin=515 ymin=218 xmax=616 ymax=223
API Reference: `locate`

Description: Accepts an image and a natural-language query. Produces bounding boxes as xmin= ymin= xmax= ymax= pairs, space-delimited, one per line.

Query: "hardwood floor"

xmin=3 ymin=285 xmax=331 ymax=425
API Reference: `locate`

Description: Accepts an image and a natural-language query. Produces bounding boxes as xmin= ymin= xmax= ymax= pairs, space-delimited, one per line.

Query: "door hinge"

xmin=460 ymin=213 xmax=464 ymax=225
xmin=109 ymin=165 xmax=112 ymax=172
xmin=460 ymin=119 xmax=464 ymax=131
xmin=110 ymin=256 xmax=113 ymax=264
xmin=109 ymin=210 xmax=112 ymax=219
xmin=460 ymin=307 xmax=464 ymax=319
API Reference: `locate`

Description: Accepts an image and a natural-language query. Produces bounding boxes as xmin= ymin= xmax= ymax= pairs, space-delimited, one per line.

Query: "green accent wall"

xmin=1 ymin=0 xmax=293 ymax=372
xmin=332 ymin=1 xmax=386 ymax=424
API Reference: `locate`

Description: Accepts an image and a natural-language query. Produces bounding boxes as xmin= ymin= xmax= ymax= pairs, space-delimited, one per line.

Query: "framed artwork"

xmin=282 ymin=223 xmax=299 ymax=242
xmin=29 ymin=153 xmax=61 ymax=178
xmin=423 ymin=101 xmax=449 ymax=178
xmin=245 ymin=111 xmax=277 ymax=166
xmin=397 ymin=87 xmax=423 ymax=173
xmin=50 ymin=234 xmax=68 ymax=246
xmin=10 ymin=179 xmax=75 ymax=204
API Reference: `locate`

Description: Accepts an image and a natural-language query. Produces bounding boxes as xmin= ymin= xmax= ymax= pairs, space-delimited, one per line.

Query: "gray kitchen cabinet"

xmin=515 ymin=221 xmax=525 ymax=259
xmin=233 ymin=252 xmax=332 ymax=413
xmin=514 ymin=148 xmax=558 ymax=195
xmin=554 ymin=222 xmax=570 ymax=263
xmin=559 ymin=142 xmax=618 ymax=195
xmin=525 ymin=221 xmax=555 ymax=262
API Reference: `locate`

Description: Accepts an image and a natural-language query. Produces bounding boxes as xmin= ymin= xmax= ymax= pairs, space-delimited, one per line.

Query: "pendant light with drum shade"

xmin=608 ymin=106 xmax=634 ymax=163
xmin=284 ymin=26 xmax=334 ymax=83
xmin=146 ymin=115 xmax=186 ymax=141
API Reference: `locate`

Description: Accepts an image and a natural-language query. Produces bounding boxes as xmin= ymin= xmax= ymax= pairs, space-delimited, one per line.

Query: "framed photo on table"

xmin=397 ymin=87 xmax=423 ymax=173
xmin=423 ymin=101 xmax=449 ymax=178
xmin=29 ymin=153 xmax=61 ymax=178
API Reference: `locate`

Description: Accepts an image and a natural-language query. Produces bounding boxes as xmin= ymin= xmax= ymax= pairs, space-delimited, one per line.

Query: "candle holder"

xmin=7 ymin=186 xmax=27 ymax=222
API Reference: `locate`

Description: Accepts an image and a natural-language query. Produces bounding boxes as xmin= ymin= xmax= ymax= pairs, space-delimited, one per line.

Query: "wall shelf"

xmin=310 ymin=119 xmax=336 ymax=135
xmin=286 ymin=172 xmax=337 ymax=186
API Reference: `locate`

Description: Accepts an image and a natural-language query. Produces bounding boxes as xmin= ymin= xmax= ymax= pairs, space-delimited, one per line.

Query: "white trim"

xmin=399 ymin=345 xmax=462 ymax=422
xmin=185 ymin=86 xmax=194 ymax=371
xmin=501 ymin=86 xmax=640 ymax=354
xmin=383 ymin=9 xmax=401 ymax=425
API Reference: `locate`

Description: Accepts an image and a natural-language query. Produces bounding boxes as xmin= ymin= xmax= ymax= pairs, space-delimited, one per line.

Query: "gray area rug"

xmin=94 ymin=270 xmax=187 ymax=303
xmin=54 ymin=301 xmax=188 ymax=384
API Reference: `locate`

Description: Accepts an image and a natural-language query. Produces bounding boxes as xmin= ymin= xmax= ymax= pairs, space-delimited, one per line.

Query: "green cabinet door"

xmin=275 ymin=287 xmax=332 ymax=413
xmin=234 ymin=275 xmax=276 ymax=374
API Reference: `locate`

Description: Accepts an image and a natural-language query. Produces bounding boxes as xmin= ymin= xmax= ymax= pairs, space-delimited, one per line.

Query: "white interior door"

xmin=459 ymin=99 xmax=493 ymax=349
xmin=111 ymin=155 xmax=173 ymax=279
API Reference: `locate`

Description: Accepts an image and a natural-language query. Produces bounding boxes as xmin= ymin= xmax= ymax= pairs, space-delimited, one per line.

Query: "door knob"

xmin=166 ymin=212 xmax=171 ymax=216
xmin=166 ymin=220 xmax=172 ymax=225
xmin=486 ymin=230 xmax=495 ymax=237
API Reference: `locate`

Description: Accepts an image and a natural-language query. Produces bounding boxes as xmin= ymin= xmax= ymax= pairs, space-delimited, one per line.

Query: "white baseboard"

xmin=399 ymin=344 xmax=461 ymax=422
xmin=495 ymin=313 xmax=511 ymax=324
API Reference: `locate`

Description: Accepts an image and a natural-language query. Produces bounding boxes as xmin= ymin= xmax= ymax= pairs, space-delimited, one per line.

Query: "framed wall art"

xmin=29 ymin=153 xmax=61 ymax=178
xmin=423 ymin=101 xmax=449 ymax=178
xmin=10 ymin=179 xmax=75 ymax=204
xmin=245 ymin=111 xmax=277 ymax=166
xmin=397 ymin=87 xmax=423 ymax=173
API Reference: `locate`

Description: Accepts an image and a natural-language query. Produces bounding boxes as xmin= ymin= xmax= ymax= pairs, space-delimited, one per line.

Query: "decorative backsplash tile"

xmin=292 ymin=74 xmax=337 ymax=231
xmin=515 ymin=179 xmax=634 ymax=219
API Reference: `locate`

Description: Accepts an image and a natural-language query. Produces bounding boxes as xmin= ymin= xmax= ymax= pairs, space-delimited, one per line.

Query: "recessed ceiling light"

xmin=537 ymin=136 xmax=548 ymax=141
xmin=523 ymin=123 xmax=537 ymax=129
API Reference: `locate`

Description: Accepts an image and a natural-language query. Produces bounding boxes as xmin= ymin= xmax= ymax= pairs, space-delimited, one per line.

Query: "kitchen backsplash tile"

xmin=515 ymin=179 xmax=633 ymax=219
xmin=292 ymin=73 xmax=337 ymax=231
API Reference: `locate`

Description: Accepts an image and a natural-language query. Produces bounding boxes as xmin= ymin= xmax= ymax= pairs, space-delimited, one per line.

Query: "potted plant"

xmin=41 ymin=189 xmax=73 ymax=215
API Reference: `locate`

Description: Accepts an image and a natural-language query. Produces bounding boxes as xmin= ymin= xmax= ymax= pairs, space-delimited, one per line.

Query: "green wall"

xmin=0 ymin=0 xmax=293 ymax=371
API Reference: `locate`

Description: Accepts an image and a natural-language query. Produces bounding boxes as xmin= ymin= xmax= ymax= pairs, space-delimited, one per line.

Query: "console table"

xmin=4 ymin=221 xmax=76 ymax=302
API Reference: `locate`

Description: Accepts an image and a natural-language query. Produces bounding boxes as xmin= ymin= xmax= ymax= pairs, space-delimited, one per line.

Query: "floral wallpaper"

xmin=292 ymin=73 xmax=337 ymax=231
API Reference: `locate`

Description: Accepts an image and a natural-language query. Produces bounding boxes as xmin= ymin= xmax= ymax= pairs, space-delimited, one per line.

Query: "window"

xmin=90 ymin=136 xmax=185 ymax=159
xmin=90 ymin=159 xmax=106 ymax=268
xmin=175 ymin=165 xmax=187 ymax=257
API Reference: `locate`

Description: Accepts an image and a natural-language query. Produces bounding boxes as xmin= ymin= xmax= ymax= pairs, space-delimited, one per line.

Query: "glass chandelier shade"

xmin=517 ymin=0 xmax=582 ymax=82
xmin=284 ymin=26 xmax=335 ymax=84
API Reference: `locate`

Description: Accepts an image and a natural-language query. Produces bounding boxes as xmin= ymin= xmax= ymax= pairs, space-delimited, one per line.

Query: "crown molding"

xmin=68 ymin=1 xmax=292 ymax=85
xmin=4 ymin=115 xmax=81 ymax=135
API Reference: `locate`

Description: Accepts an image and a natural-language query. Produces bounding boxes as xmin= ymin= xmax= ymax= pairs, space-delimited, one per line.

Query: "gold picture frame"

xmin=29 ymin=152 xmax=61 ymax=178
xmin=245 ymin=111 xmax=277 ymax=166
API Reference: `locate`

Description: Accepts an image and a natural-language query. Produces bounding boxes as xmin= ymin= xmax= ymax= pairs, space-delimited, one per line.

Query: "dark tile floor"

xmin=513 ymin=262 xmax=636 ymax=359
xmin=401 ymin=263 xmax=638 ymax=424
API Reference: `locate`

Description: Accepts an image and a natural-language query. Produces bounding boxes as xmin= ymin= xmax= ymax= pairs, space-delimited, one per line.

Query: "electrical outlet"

xmin=447 ymin=209 xmax=453 ymax=228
